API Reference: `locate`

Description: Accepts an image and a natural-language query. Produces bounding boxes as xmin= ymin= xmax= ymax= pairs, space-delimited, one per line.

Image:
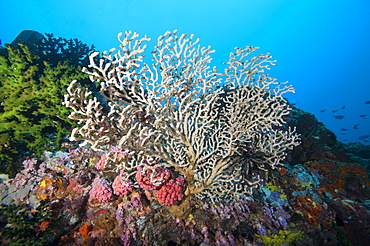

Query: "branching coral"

xmin=64 ymin=30 xmax=300 ymax=203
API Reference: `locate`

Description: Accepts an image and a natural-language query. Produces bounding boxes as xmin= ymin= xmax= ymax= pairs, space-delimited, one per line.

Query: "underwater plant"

xmin=4 ymin=30 xmax=369 ymax=246
xmin=0 ymin=34 xmax=93 ymax=176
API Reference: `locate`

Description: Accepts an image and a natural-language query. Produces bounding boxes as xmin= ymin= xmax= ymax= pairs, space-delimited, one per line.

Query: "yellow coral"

xmin=35 ymin=176 xmax=68 ymax=200
xmin=256 ymin=230 xmax=303 ymax=246
xmin=265 ymin=182 xmax=280 ymax=192
xmin=280 ymin=194 xmax=288 ymax=201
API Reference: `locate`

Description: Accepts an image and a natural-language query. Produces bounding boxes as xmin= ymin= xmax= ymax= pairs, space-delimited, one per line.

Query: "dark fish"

xmin=364 ymin=140 xmax=369 ymax=143
xmin=341 ymin=105 xmax=346 ymax=110
xmin=359 ymin=114 xmax=367 ymax=119
xmin=332 ymin=110 xmax=339 ymax=113
xmin=358 ymin=135 xmax=370 ymax=140
xmin=343 ymin=139 xmax=348 ymax=141
xmin=341 ymin=133 xmax=346 ymax=135
xmin=365 ymin=101 xmax=370 ymax=104
xmin=320 ymin=110 xmax=326 ymax=113
xmin=353 ymin=124 xmax=360 ymax=129
xmin=334 ymin=115 xmax=345 ymax=119
xmin=340 ymin=128 xmax=348 ymax=131
xmin=291 ymin=103 xmax=297 ymax=106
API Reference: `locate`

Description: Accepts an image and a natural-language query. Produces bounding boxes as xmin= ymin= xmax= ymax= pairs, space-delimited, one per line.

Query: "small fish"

xmin=364 ymin=140 xmax=369 ymax=143
xmin=341 ymin=133 xmax=346 ymax=135
xmin=359 ymin=114 xmax=367 ymax=119
xmin=334 ymin=115 xmax=345 ymax=119
xmin=341 ymin=105 xmax=346 ymax=110
xmin=93 ymin=209 xmax=110 ymax=216
xmin=291 ymin=103 xmax=297 ymax=106
xmin=353 ymin=124 xmax=360 ymax=129
xmin=332 ymin=110 xmax=339 ymax=113
xmin=343 ymin=139 xmax=348 ymax=141
xmin=365 ymin=101 xmax=370 ymax=104
xmin=340 ymin=128 xmax=348 ymax=131
xmin=358 ymin=135 xmax=370 ymax=140
xmin=320 ymin=110 xmax=326 ymax=113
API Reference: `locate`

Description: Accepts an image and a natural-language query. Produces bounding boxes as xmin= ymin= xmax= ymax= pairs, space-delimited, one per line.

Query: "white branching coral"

xmin=64 ymin=30 xmax=300 ymax=201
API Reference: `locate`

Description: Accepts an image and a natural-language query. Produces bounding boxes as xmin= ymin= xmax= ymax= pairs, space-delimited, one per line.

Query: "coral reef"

xmin=3 ymin=144 xmax=368 ymax=245
xmin=0 ymin=30 xmax=369 ymax=246
xmin=0 ymin=106 xmax=369 ymax=246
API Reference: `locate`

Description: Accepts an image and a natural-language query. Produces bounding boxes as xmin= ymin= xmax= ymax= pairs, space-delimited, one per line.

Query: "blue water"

xmin=1 ymin=0 xmax=369 ymax=144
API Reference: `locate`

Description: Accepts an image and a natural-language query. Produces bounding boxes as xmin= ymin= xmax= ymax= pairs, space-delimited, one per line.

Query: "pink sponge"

xmin=155 ymin=176 xmax=185 ymax=206
xmin=89 ymin=177 xmax=113 ymax=203
xmin=112 ymin=172 xmax=134 ymax=196
xmin=136 ymin=167 xmax=170 ymax=190
xmin=95 ymin=154 xmax=108 ymax=170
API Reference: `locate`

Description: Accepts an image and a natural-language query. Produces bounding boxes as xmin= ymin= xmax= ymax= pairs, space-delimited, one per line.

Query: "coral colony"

xmin=64 ymin=30 xmax=300 ymax=204
xmin=1 ymin=30 xmax=370 ymax=246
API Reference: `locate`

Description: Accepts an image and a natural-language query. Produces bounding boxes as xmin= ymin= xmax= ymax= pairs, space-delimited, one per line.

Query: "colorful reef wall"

xmin=0 ymin=30 xmax=369 ymax=246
